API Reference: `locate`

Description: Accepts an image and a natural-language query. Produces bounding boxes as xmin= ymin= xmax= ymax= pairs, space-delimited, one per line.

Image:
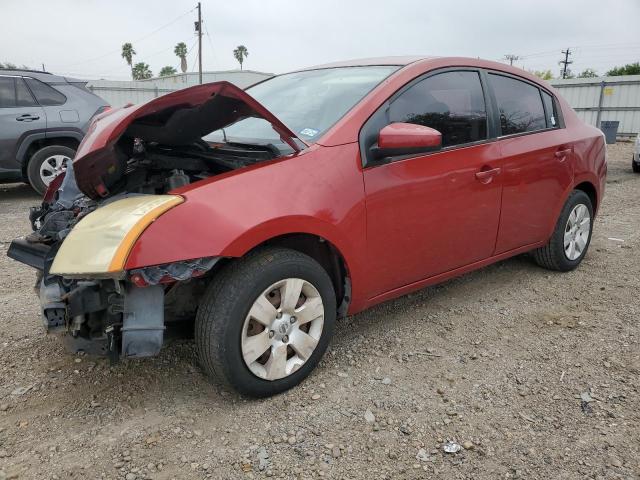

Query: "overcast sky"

xmin=2 ymin=0 xmax=639 ymax=80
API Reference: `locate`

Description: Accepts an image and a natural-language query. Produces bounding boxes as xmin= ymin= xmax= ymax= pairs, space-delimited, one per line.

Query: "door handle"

xmin=475 ymin=167 xmax=501 ymax=184
xmin=555 ymin=148 xmax=572 ymax=162
xmin=16 ymin=114 xmax=40 ymax=122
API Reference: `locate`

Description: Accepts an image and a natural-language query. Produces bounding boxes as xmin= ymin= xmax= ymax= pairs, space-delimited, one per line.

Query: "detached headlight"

xmin=50 ymin=195 xmax=183 ymax=277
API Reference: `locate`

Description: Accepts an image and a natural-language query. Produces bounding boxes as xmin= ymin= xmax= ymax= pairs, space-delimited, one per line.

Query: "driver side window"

xmin=389 ymin=71 xmax=488 ymax=148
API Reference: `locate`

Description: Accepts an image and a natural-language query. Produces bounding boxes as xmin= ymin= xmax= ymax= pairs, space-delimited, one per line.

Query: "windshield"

xmin=204 ymin=66 xmax=399 ymax=149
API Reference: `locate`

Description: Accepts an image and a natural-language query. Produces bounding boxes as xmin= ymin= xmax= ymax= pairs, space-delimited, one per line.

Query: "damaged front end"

xmin=8 ymin=167 xmax=219 ymax=359
xmin=7 ymin=81 xmax=302 ymax=360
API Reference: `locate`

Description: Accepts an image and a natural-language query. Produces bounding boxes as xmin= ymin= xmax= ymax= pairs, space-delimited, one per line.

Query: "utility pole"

xmin=196 ymin=2 xmax=202 ymax=84
xmin=560 ymin=48 xmax=573 ymax=79
xmin=504 ymin=54 xmax=519 ymax=66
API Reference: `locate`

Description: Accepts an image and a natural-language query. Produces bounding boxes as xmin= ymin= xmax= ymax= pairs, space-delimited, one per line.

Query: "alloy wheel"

xmin=39 ymin=154 xmax=69 ymax=186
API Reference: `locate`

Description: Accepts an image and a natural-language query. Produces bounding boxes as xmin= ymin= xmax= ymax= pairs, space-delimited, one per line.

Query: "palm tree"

xmin=121 ymin=43 xmax=136 ymax=79
xmin=159 ymin=66 xmax=177 ymax=77
xmin=174 ymin=42 xmax=188 ymax=73
xmin=233 ymin=45 xmax=249 ymax=70
xmin=132 ymin=62 xmax=152 ymax=80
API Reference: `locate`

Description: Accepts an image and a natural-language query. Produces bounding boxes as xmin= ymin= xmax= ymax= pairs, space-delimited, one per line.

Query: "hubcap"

xmin=564 ymin=204 xmax=591 ymax=261
xmin=241 ymin=278 xmax=324 ymax=381
xmin=39 ymin=154 xmax=69 ymax=186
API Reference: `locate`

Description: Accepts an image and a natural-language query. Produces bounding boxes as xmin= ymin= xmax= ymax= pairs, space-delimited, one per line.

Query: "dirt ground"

xmin=0 ymin=142 xmax=638 ymax=480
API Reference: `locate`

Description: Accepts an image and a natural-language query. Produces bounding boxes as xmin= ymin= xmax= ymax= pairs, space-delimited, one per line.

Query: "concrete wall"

xmin=86 ymin=70 xmax=272 ymax=108
xmin=551 ymin=75 xmax=640 ymax=136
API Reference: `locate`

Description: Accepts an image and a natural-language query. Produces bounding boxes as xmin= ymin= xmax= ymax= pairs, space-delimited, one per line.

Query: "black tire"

xmin=533 ymin=190 xmax=594 ymax=272
xmin=26 ymin=145 xmax=75 ymax=196
xmin=195 ymin=248 xmax=337 ymax=397
xmin=632 ymin=157 xmax=640 ymax=173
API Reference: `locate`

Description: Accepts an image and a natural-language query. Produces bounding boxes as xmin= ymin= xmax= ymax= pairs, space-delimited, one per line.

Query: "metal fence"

xmin=86 ymin=70 xmax=273 ymax=108
xmin=551 ymin=74 xmax=640 ymax=137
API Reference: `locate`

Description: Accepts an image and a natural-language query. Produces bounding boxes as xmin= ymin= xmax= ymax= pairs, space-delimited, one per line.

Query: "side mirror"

xmin=371 ymin=122 xmax=442 ymax=161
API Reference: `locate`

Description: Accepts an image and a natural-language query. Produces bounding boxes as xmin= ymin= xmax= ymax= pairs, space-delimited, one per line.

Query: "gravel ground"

xmin=0 ymin=143 xmax=638 ymax=480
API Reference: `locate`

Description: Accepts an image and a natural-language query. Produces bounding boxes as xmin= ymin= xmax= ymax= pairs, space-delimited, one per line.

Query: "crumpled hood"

xmin=72 ymin=81 xmax=304 ymax=199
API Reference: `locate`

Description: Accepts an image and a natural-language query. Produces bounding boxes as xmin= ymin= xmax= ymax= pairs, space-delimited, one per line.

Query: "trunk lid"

xmin=73 ymin=81 xmax=304 ymax=199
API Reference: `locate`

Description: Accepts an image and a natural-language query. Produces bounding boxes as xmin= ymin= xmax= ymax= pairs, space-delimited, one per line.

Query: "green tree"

xmin=531 ymin=69 xmax=554 ymax=80
xmin=578 ymin=68 xmax=598 ymax=78
xmin=174 ymin=42 xmax=188 ymax=73
xmin=132 ymin=62 xmax=152 ymax=80
xmin=233 ymin=45 xmax=249 ymax=70
xmin=0 ymin=62 xmax=17 ymax=69
xmin=159 ymin=66 xmax=177 ymax=77
xmin=606 ymin=62 xmax=640 ymax=76
xmin=121 ymin=43 xmax=136 ymax=79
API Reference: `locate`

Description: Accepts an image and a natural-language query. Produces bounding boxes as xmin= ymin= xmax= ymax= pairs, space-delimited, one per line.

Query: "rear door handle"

xmin=475 ymin=167 xmax=501 ymax=183
xmin=16 ymin=114 xmax=40 ymax=122
xmin=555 ymin=148 xmax=572 ymax=162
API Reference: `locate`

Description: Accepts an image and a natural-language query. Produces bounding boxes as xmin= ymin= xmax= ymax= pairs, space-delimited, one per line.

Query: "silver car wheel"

xmin=39 ymin=154 xmax=69 ymax=186
xmin=564 ymin=203 xmax=591 ymax=261
xmin=241 ymin=278 xmax=324 ymax=381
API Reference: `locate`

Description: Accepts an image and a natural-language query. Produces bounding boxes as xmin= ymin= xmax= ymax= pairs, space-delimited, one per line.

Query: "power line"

xmin=503 ymin=54 xmax=520 ymax=66
xmin=559 ymin=48 xmax=573 ymax=79
xmin=52 ymin=6 xmax=196 ymax=69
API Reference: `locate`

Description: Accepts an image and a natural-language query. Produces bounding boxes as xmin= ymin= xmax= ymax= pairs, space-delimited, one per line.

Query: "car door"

xmin=0 ymin=75 xmax=46 ymax=171
xmin=487 ymin=73 xmax=574 ymax=254
xmin=361 ymin=70 xmax=503 ymax=298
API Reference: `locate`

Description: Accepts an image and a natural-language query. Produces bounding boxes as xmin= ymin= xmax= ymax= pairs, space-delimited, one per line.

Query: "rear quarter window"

xmin=489 ymin=73 xmax=546 ymax=135
xmin=25 ymin=77 xmax=67 ymax=106
xmin=541 ymin=91 xmax=558 ymax=128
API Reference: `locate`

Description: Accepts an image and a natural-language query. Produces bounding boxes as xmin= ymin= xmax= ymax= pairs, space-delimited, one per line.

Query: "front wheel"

xmin=533 ymin=190 xmax=594 ymax=271
xmin=632 ymin=157 xmax=640 ymax=173
xmin=195 ymin=248 xmax=336 ymax=397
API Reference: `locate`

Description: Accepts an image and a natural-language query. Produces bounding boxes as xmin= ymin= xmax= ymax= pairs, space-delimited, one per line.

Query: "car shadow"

xmin=0 ymin=183 xmax=39 ymax=202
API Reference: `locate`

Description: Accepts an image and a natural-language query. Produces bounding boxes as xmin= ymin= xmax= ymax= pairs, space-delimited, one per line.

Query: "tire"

xmin=26 ymin=145 xmax=75 ymax=196
xmin=195 ymin=248 xmax=337 ymax=397
xmin=533 ymin=190 xmax=594 ymax=272
xmin=632 ymin=157 xmax=640 ymax=173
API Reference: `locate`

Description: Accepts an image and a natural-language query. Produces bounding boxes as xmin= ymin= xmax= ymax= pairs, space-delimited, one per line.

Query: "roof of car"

xmin=0 ymin=69 xmax=84 ymax=84
xmin=300 ymin=56 xmax=433 ymax=70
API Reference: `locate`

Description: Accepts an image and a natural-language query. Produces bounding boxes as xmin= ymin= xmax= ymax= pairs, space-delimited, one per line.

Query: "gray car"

xmin=0 ymin=69 xmax=108 ymax=194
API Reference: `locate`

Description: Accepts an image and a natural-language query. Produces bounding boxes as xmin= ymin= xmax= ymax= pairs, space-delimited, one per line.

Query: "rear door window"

xmin=16 ymin=78 xmax=37 ymax=107
xmin=541 ymin=91 xmax=558 ymax=128
xmin=25 ymin=77 xmax=67 ymax=106
xmin=488 ymin=74 xmax=546 ymax=135
xmin=389 ymin=70 xmax=488 ymax=148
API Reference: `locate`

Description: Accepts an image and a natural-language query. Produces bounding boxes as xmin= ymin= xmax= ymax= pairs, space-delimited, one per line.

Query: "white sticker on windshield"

xmin=300 ymin=128 xmax=319 ymax=137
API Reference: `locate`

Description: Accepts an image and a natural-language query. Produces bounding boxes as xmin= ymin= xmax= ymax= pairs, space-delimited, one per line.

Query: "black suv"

xmin=0 ymin=69 xmax=108 ymax=194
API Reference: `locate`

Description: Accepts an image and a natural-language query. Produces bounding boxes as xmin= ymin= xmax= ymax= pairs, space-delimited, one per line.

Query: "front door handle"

xmin=555 ymin=148 xmax=572 ymax=162
xmin=475 ymin=167 xmax=501 ymax=184
xmin=16 ymin=114 xmax=40 ymax=122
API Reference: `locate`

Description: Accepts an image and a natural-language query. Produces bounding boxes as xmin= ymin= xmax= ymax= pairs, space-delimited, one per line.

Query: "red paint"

xmin=75 ymin=57 xmax=605 ymax=315
xmin=378 ymin=123 xmax=442 ymax=149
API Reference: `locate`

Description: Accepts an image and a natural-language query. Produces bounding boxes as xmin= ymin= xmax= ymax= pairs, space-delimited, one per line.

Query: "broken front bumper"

xmin=7 ymin=237 xmax=166 ymax=358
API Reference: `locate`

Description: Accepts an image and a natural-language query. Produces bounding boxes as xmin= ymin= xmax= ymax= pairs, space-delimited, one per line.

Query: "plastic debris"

xmin=443 ymin=442 xmax=461 ymax=454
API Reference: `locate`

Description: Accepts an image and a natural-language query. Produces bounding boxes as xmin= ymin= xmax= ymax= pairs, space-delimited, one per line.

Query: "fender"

xmin=16 ymin=129 xmax=84 ymax=165
xmin=124 ymin=141 xmax=368 ymax=310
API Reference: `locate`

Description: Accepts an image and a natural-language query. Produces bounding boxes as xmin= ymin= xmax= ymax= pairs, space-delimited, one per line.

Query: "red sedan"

xmin=9 ymin=57 xmax=606 ymax=396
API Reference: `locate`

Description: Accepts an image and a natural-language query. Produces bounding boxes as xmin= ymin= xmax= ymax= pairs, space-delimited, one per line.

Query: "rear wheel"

xmin=533 ymin=190 xmax=593 ymax=271
xmin=632 ymin=156 xmax=640 ymax=173
xmin=26 ymin=145 xmax=75 ymax=196
xmin=195 ymin=248 xmax=336 ymax=397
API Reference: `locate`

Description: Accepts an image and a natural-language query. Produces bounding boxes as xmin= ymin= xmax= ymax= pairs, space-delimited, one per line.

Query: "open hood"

xmin=72 ymin=81 xmax=304 ymax=199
